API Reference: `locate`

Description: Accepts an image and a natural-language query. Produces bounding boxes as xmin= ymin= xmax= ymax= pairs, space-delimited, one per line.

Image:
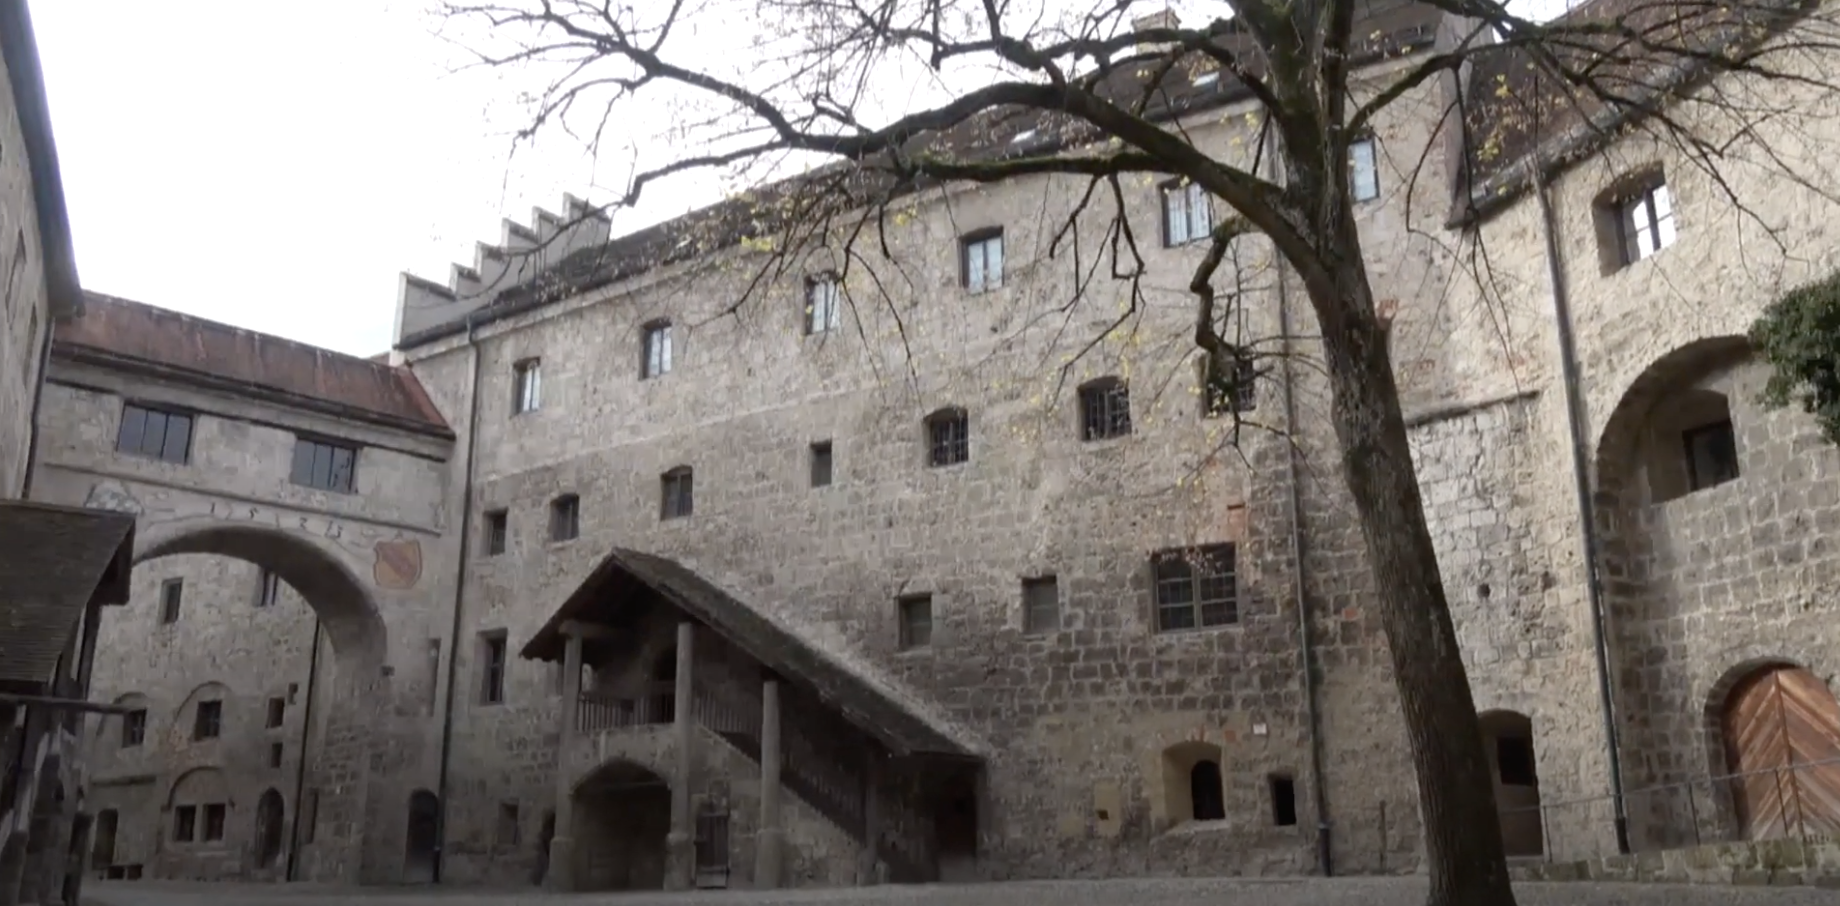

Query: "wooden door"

xmin=1722 ymin=666 xmax=1840 ymax=839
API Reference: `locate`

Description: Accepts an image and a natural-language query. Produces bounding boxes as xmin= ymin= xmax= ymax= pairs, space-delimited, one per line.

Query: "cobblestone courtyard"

xmin=79 ymin=877 xmax=1840 ymax=906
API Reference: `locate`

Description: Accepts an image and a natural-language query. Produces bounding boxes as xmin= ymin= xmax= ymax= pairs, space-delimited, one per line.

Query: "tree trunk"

xmin=1309 ymin=260 xmax=1518 ymax=906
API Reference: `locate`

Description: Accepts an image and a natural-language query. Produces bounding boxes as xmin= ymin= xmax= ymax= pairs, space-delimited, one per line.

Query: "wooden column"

xmin=545 ymin=628 xmax=585 ymax=892
xmin=754 ymin=676 xmax=784 ymax=887
xmin=857 ymin=747 xmax=883 ymax=886
xmin=665 ymin=622 xmax=696 ymax=890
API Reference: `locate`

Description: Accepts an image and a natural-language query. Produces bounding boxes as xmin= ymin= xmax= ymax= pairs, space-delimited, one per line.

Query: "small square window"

xmin=265 ymin=697 xmax=285 ymax=729
xmin=1616 ymin=182 xmax=1677 ymax=264
xmin=549 ymin=495 xmax=580 ymax=542
xmin=897 ymin=595 xmax=933 ymax=650
xmin=290 ymin=437 xmax=358 ymax=493
xmin=173 ymin=806 xmax=197 ymax=842
xmin=925 ymin=408 xmax=970 ymax=467
xmin=1683 ymin=420 xmax=1740 ymax=492
xmin=116 ymin=403 xmax=193 ymax=464
xmin=642 ymin=321 xmax=674 ymax=379
xmin=805 ymin=274 xmax=842 ymax=334
xmin=1022 ymin=576 xmax=1059 ymax=634
xmin=1203 ymin=354 xmax=1258 ymax=417
xmin=479 ymin=632 xmax=508 ymax=705
xmin=1078 ymin=379 xmax=1132 ymax=441
xmin=513 ymin=359 xmax=542 ymax=414
xmin=661 ymin=467 xmax=695 ymax=520
xmin=809 ymin=442 xmax=833 ymax=488
xmin=1161 ymin=180 xmax=1212 ymax=246
xmin=1496 ymin=736 xmax=1538 ymax=787
xmin=1151 ymin=544 xmax=1239 ymax=632
xmin=203 ymin=804 xmax=226 ymax=842
xmin=159 ymin=579 xmax=184 ymax=625
xmin=1349 ymin=136 xmax=1380 ymax=202
xmin=484 ymin=510 xmax=508 ymax=555
xmin=255 ymin=569 xmax=281 ymax=608
xmin=192 ymin=700 xmax=222 ymax=741
xmin=268 ymin=742 xmax=284 ymax=768
xmin=961 ymin=231 xmax=1004 ymax=294
xmin=120 ymin=709 xmax=147 ymax=748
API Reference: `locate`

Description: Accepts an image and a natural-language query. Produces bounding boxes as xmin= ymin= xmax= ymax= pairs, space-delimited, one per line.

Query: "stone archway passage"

xmin=1722 ymin=665 xmax=1840 ymax=840
xmin=572 ymin=761 xmax=671 ymax=892
xmin=403 ymin=790 xmax=440 ymax=884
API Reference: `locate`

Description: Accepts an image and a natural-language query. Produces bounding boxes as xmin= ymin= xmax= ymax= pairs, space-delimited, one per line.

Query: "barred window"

xmin=1078 ymin=378 xmax=1133 ymax=441
xmin=925 ymin=407 xmax=970 ymax=467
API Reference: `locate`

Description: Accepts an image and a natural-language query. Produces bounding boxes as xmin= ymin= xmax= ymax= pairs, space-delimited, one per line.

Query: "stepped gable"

xmin=1456 ymin=0 xmax=1812 ymax=222
xmin=397 ymin=0 xmax=1445 ymax=345
xmin=57 ymin=292 xmax=451 ymax=435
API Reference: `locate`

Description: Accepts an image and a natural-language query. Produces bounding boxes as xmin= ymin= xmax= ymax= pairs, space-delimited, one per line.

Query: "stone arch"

xmin=1592 ymin=334 xmax=1751 ymax=504
xmin=166 ymin=767 xmax=230 ymax=809
xmin=253 ymin=788 xmax=285 ymax=868
xmin=1479 ymin=710 xmax=1544 ymax=856
xmin=134 ymin=519 xmax=387 ymax=670
xmin=97 ymin=692 xmax=150 ymax=742
xmin=1159 ymin=740 xmax=1225 ymax=825
xmin=570 ymin=760 xmax=672 ymax=891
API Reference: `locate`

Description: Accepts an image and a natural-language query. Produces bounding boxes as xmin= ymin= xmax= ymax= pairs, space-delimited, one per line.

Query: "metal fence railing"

xmin=1497 ymin=755 xmax=1840 ymax=862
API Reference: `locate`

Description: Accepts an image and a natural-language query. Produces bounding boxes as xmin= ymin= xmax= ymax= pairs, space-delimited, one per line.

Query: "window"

xmin=192 ymin=700 xmax=222 ymax=740
xmin=484 ymin=510 xmax=508 ymax=555
xmin=290 ymin=437 xmax=358 ymax=493
xmin=265 ymin=697 xmax=285 ymax=729
xmin=961 ymin=230 xmax=1004 ymax=293
xmin=116 ymin=403 xmax=192 ymax=464
xmin=268 ymin=742 xmax=284 ymax=769
xmin=925 ymin=407 xmax=970 ymax=467
xmin=203 ymin=803 xmax=226 ymax=842
xmin=479 ymin=632 xmax=508 ymax=705
xmin=1496 ymin=736 xmax=1538 ymax=787
xmin=120 ymin=709 xmax=147 ymax=748
xmin=549 ymin=495 xmax=580 ymax=542
xmin=897 ymin=595 xmax=933 ymax=650
xmin=512 ymin=358 xmax=542 ymax=414
xmin=1078 ymin=378 xmax=1133 ymax=441
xmin=1683 ymin=419 xmax=1740 ymax=492
xmin=1190 ymin=760 xmax=1226 ymax=821
xmin=1204 ymin=354 xmax=1258 ymax=416
xmin=660 ymin=467 xmax=694 ymax=520
xmin=809 ymin=441 xmax=833 ymax=488
xmin=1269 ymin=774 xmax=1299 ymax=826
xmin=1615 ymin=181 xmax=1676 ymax=264
xmin=1152 ymin=544 xmax=1239 ymax=631
xmin=159 ymin=579 xmax=184 ymax=624
xmin=255 ymin=569 xmax=281 ymax=608
xmin=805 ymin=273 xmax=842 ymax=334
xmin=173 ymin=806 xmax=197 ymax=843
xmin=496 ymin=801 xmax=521 ymax=848
xmin=1349 ymin=136 xmax=1379 ymax=202
xmin=1162 ymin=180 xmax=1212 ymax=246
xmin=1022 ymin=576 xmax=1059 ymax=634
xmin=641 ymin=320 xmax=674 ymax=379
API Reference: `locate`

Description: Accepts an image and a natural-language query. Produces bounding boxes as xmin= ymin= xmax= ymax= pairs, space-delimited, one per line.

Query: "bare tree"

xmin=434 ymin=0 xmax=1840 ymax=902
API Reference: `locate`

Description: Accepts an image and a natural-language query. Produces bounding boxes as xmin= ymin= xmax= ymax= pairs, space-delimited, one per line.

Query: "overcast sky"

xmin=31 ymin=0 xmax=1571 ymax=359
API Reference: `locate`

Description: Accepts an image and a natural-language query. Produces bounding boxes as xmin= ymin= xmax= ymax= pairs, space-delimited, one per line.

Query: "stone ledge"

xmin=1508 ymin=836 xmax=1840 ymax=887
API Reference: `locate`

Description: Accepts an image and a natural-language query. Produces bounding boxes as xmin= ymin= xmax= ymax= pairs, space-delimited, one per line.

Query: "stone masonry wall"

xmin=0 ymin=31 xmax=49 ymax=500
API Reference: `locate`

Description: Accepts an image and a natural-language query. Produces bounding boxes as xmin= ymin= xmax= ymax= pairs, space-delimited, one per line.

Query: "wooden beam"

xmin=558 ymin=620 xmax=617 ymax=640
xmin=0 ymin=692 xmax=135 ymax=715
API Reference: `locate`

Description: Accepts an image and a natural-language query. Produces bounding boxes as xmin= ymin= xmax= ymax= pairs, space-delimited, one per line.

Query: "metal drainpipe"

xmin=1532 ymin=169 xmax=1631 ymax=854
xmin=284 ymin=618 xmax=323 ymax=882
xmin=1259 ymin=119 xmax=1332 ymax=876
xmin=432 ymin=314 xmax=486 ymax=883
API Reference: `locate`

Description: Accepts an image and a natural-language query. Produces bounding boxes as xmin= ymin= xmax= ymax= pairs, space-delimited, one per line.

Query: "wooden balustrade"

xmin=575 ymin=690 xmax=676 ymax=733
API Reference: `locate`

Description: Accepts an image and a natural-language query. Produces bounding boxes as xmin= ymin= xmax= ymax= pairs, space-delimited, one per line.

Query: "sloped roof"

xmin=0 ymin=501 xmax=135 ymax=688
xmin=521 ymin=547 xmax=981 ymax=759
xmin=56 ymin=292 xmax=452 ymax=436
xmin=398 ymin=0 xmax=1445 ymax=347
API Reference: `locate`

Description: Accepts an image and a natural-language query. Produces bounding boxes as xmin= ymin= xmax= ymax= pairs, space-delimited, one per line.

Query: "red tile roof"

xmin=56 ymin=292 xmax=451 ymax=435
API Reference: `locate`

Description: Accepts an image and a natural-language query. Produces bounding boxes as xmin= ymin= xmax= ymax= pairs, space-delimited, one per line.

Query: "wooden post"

xmin=545 ymin=630 xmax=584 ymax=892
xmin=755 ymin=677 xmax=783 ymax=888
xmin=858 ymin=747 xmax=883 ymax=886
xmin=665 ymin=622 xmax=696 ymax=890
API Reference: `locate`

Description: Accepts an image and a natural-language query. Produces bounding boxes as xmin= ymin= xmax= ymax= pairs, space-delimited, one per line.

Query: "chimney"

xmin=1132 ymin=7 xmax=1181 ymax=55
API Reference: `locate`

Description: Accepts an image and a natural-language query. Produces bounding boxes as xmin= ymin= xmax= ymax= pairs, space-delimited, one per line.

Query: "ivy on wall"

xmin=1750 ymin=269 xmax=1840 ymax=445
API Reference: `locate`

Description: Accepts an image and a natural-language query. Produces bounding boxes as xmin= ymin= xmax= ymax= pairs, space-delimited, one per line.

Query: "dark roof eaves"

xmin=53 ymin=341 xmax=458 ymax=441
xmin=0 ymin=0 xmax=81 ymax=319
xmin=396 ymin=30 xmax=1441 ymax=351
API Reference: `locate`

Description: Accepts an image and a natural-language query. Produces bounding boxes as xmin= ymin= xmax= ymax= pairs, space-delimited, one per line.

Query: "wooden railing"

xmin=576 ymin=690 xmax=675 ymax=733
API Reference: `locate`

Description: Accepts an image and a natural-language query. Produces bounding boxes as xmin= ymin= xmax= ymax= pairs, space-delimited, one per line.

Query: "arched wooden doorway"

xmin=404 ymin=789 xmax=441 ymax=883
xmin=253 ymin=789 xmax=285 ymax=868
xmin=1722 ymin=665 xmax=1840 ymax=839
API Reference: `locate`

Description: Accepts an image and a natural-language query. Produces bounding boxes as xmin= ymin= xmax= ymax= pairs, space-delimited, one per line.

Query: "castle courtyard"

xmin=78 ymin=877 xmax=1840 ymax=906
